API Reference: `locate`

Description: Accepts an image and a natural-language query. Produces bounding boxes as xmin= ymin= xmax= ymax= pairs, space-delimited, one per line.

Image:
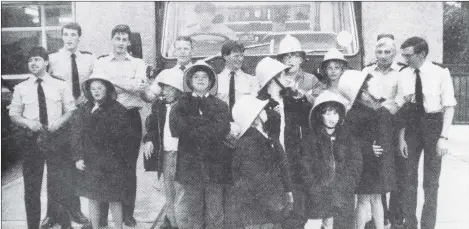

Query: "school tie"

xmin=229 ymin=71 xmax=236 ymax=118
xmin=37 ymin=78 xmax=48 ymax=126
xmin=415 ymin=69 xmax=424 ymax=115
xmin=71 ymin=53 xmax=80 ymax=99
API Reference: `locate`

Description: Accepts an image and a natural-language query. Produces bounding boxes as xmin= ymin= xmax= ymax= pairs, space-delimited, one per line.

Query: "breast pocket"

xmin=423 ymin=84 xmax=441 ymax=112
xmin=45 ymin=91 xmax=63 ymax=117
xmin=22 ymin=94 xmax=38 ymax=120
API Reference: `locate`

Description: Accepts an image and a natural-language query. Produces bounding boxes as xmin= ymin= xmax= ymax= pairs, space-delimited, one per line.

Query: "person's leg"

xmin=355 ymin=195 xmax=371 ymax=229
xmin=23 ymin=149 xmax=45 ymax=229
xmin=205 ymin=184 xmax=224 ymax=229
xmin=420 ymin=117 xmax=443 ymax=229
xmin=99 ymin=202 xmax=109 ymax=225
xmin=281 ymin=185 xmax=307 ymax=229
xmin=110 ymin=201 xmax=124 ymax=229
xmin=175 ymin=184 xmax=204 ymax=229
xmin=370 ymin=194 xmax=384 ymax=229
xmin=163 ymin=151 xmax=179 ymax=228
xmin=88 ymin=199 xmax=101 ymax=229
xmin=46 ymin=160 xmax=73 ymax=228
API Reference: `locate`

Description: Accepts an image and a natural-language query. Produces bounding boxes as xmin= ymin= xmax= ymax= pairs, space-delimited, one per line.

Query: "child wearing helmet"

xmin=320 ymin=48 xmax=348 ymax=92
xmin=299 ymin=90 xmax=363 ymax=229
xmin=169 ymin=61 xmax=230 ymax=229
xmin=141 ymin=67 xmax=185 ymax=229
xmin=225 ymin=95 xmax=293 ymax=229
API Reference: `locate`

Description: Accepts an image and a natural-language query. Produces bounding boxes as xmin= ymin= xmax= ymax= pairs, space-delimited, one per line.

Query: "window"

xmin=1 ymin=2 xmax=74 ymax=75
xmin=443 ymin=2 xmax=469 ymax=64
xmin=162 ymin=2 xmax=359 ymax=58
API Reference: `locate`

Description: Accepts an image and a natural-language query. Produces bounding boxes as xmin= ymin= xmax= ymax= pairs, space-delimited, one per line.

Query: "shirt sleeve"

xmin=440 ymin=68 xmax=457 ymax=107
xmin=8 ymin=85 xmax=23 ymax=117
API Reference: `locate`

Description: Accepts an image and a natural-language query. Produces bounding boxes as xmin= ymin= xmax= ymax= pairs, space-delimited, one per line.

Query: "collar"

xmin=175 ymin=62 xmax=193 ymax=70
xmin=109 ymin=52 xmax=132 ymax=61
xmin=31 ymin=73 xmax=53 ymax=84
xmin=373 ymin=62 xmax=400 ymax=73
xmin=417 ymin=60 xmax=432 ymax=73
xmin=60 ymin=48 xmax=79 ymax=57
xmin=192 ymin=92 xmax=210 ymax=98
xmin=221 ymin=68 xmax=244 ymax=76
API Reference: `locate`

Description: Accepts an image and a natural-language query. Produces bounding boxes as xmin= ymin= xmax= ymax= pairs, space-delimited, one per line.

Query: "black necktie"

xmin=415 ymin=69 xmax=424 ymax=115
xmin=229 ymin=71 xmax=236 ymax=116
xmin=71 ymin=53 xmax=80 ymax=99
xmin=37 ymin=78 xmax=48 ymax=126
xmin=180 ymin=65 xmax=186 ymax=72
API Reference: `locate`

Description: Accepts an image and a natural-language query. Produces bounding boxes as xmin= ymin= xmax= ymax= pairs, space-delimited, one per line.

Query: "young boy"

xmin=142 ymin=68 xmax=184 ymax=229
xmin=226 ymin=95 xmax=293 ymax=229
xmin=300 ymin=90 xmax=362 ymax=229
xmin=169 ymin=61 xmax=230 ymax=229
xmin=320 ymin=48 xmax=348 ymax=92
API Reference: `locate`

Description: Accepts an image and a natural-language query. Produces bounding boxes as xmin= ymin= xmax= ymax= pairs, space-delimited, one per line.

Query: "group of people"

xmin=8 ymin=21 xmax=456 ymax=229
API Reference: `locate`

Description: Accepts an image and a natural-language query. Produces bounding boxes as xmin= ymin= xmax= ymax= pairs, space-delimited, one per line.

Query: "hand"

xmin=138 ymin=81 xmax=149 ymax=93
xmin=437 ymin=138 xmax=448 ymax=157
xmin=372 ymin=141 xmax=383 ymax=157
xmin=47 ymin=120 xmax=62 ymax=132
xmin=75 ymin=95 xmax=88 ymax=106
xmin=142 ymin=141 xmax=155 ymax=160
xmin=28 ymin=120 xmax=44 ymax=132
xmin=399 ymin=138 xmax=408 ymax=158
xmin=76 ymin=160 xmax=86 ymax=170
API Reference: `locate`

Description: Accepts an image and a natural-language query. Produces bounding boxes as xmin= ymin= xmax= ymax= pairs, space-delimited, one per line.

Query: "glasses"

xmin=402 ymin=52 xmax=417 ymax=59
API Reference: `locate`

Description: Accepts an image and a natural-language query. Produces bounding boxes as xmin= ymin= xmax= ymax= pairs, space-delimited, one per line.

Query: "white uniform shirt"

xmin=394 ymin=61 xmax=457 ymax=113
xmin=48 ymin=48 xmax=94 ymax=96
xmin=94 ymin=53 xmax=147 ymax=109
xmin=9 ymin=74 xmax=76 ymax=124
xmin=217 ymin=68 xmax=257 ymax=105
xmin=163 ymin=103 xmax=179 ymax=151
xmin=362 ymin=62 xmax=402 ymax=101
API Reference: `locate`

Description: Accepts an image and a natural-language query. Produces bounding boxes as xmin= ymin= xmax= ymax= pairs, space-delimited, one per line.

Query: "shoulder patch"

xmin=80 ymin=51 xmax=93 ymax=55
xmin=50 ymin=75 xmax=65 ymax=81
xmin=432 ymin=61 xmax=446 ymax=69
xmin=97 ymin=54 xmax=109 ymax=59
xmin=397 ymin=62 xmax=408 ymax=72
xmin=365 ymin=61 xmax=376 ymax=67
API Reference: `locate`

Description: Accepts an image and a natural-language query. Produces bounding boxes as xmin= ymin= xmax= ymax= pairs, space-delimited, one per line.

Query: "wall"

xmin=75 ymin=2 xmax=157 ymax=66
xmin=361 ymin=2 xmax=443 ymax=64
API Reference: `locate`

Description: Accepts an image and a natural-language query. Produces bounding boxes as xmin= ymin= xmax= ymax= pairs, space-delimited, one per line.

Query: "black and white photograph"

xmin=1 ymin=1 xmax=468 ymax=229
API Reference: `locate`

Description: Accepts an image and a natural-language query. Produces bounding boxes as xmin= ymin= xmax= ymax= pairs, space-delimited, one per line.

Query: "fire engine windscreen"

xmin=162 ymin=2 xmax=359 ymax=58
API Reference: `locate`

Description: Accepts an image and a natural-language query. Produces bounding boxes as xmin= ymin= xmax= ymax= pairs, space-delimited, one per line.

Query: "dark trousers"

xmin=333 ymin=192 xmax=356 ymax=229
xmin=23 ymin=139 xmax=72 ymax=229
xmin=100 ymin=108 xmax=142 ymax=221
xmin=400 ymin=114 xmax=443 ymax=229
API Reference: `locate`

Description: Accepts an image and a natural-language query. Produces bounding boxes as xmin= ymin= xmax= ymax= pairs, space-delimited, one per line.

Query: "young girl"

xmin=338 ymin=71 xmax=397 ymax=229
xmin=226 ymin=95 xmax=293 ymax=229
xmin=300 ymin=90 xmax=363 ymax=229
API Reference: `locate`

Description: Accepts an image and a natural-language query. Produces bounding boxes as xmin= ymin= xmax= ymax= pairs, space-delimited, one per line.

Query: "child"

xmin=320 ymin=48 xmax=348 ymax=92
xmin=300 ymin=90 xmax=363 ymax=229
xmin=169 ymin=61 xmax=230 ymax=229
xmin=338 ymin=70 xmax=397 ymax=229
xmin=142 ymin=68 xmax=184 ymax=229
xmin=226 ymin=95 xmax=293 ymax=229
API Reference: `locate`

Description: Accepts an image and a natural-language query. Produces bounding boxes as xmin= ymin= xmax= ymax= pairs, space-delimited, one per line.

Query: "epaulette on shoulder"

xmin=432 ymin=61 xmax=446 ymax=69
xmin=97 ymin=54 xmax=109 ymax=59
xmin=397 ymin=62 xmax=408 ymax=72
xmin=365 ymin=61 xmax=376 ymax=67
xmin=50 ymin=75 xmax=65 ymax=81
xmin=80 ymin=50 xmax=92 ymax=55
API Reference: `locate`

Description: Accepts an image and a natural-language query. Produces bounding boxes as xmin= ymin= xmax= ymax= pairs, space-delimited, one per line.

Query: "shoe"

xmin=70 ymin=211 xmax=90 ymax=224
xmin=124 ymin=216 xmax=137 ymax=227
xmin=40 ymin=217 xmax=57 ymax=229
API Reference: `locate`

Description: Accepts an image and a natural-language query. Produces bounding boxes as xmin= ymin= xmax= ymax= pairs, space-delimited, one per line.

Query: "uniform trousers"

xmin=100 ymin=107 xmax=142 ymax=221
xmin=163 ymin=150 xmax=182 ymax=227
xmin=22 ymin=134 xmax=72 ymax=229
xmin=175 ymin=183 xmax=224 ymax=229
xmin=400 ymin=113 xmax=443 ymax=229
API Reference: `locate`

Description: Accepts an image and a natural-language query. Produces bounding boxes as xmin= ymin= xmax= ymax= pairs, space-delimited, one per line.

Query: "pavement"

xmin=2 ymin=125 xmax=469 ymax=229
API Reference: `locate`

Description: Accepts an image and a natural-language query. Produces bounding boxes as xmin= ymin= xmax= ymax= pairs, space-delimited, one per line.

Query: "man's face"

xmin=325 ymin=61 xmax=345 ymax=81
xmin=90 ymin=80 xmax=107 ymax=102
xmin=224 ymin=51 xmax=244 ymax=71
xmin=112 ymin=32 xmax=130 ymax=54
xmin=401 ymin=46 xmax=424 ymax=69
xmin=175 ymin=40 xmax=192 ymax=66
xmin=375 ymin=45 xmax=395 ymax=67
xmin=28 ymin=56 xmax=48 ymax=76
xmin=198 ymin=12 xmax=215 ymax=29
xmin=322 ymin=108 xmax=340 ymax=129
xmin=191 ymin=71 xmax=211 ymax=93
xmin=161 ymin=84 xmax=180 ymax=103
xmin=62 ymin=28 xmax=80 ymax=51
xmin=281 ymin=52 xmax=303 ymax=74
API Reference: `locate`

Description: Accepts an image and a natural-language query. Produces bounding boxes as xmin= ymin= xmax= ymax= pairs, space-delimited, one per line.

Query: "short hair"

xmin=221 ymin=41 xmax=245 ymax=58
xmin=111 ymin=24 xmax=132 ymax=38
xmin=401 ymin=36 xmax=429 ymax=57
xmin=377 ymin=33 xmax=394 ymax=41
xmin=62 ymin=22 xmax=82 ymax=36
xmin=175 ymin=36 xmax=193 ymax=47
xmin=28 ymin=46 xmax=49 ymax=61
xmin=194 ymin=2 xmax=216 ymax=14
xmin=310 ymin=101 xmax=345 ymax=128
xmin=376 ymin=37 xmax=396 ymax=51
